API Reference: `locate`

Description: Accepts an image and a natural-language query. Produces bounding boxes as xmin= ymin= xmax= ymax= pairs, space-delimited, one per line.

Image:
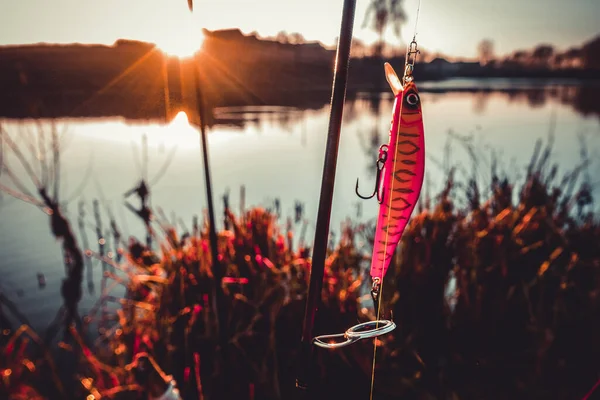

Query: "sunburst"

xmin=154 ymin=15 xmax=203 ymax=58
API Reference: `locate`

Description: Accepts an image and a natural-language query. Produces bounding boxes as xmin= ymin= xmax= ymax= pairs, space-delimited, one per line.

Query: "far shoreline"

xmin=1 ymin=31 xmax=598 ymax=124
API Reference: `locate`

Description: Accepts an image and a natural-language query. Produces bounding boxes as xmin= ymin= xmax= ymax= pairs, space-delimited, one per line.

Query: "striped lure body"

xmin=370 ymin=63 xmax=425 ymax=281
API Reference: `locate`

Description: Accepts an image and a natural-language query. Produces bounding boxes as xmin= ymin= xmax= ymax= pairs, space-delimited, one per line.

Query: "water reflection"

xmin=1 ymin=86 xmax=599 ymax=328
xmin=207 ymin=83 xmax=600 ymax=135
xmin=435 ymin=82 xmax=600 ymax=118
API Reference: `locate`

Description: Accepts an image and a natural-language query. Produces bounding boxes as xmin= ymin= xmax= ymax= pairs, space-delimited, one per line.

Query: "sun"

xmin=156 ymin=33 xmax=203 ymax=58
xmin=156 ymin=32 xmax=204 ymax=58
xmin=155 ymin=18 xmax=204 ymax=58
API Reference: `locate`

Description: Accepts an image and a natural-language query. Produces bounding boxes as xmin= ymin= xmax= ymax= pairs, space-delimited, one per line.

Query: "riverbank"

xmin=1 ymin=30 xmax=599 ymax=125
xmin=1 ymin=132 xmax=599 ymax=399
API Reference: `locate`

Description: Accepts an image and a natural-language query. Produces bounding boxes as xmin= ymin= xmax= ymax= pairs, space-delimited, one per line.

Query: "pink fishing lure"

xmin=370 ymin=63 xmax=425 ymax=282
xmin=312 ymin=62 xmax=425 ymax=350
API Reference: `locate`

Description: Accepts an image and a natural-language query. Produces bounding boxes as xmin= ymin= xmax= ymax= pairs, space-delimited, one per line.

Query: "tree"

xmin=287 ymin=33 xmax=305 ymax=45
xmin=561 ymin=47 xmax=583 ymax=68
xmin=362 ymin=0 xmax=406 ymax=58
xmin=552 ymin=53 xmax=564 ymax=69
xmin=532 ymin=44 xmax=554 ymax=67
xmin=350 ymin=38 xmax=369 ymax=58
xmin=582 ymin=35 xmax=600 ymax=69
xmin=275 ymin=31 xmax=288 ymax=44
xmin=477 ymin=39 xmax=494 ymax=66
xmin=512 ymin=50 xmax=528 ymax=61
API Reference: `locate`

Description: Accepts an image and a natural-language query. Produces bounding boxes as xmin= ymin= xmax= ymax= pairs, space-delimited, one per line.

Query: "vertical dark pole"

xmin=295 ymin=0 xmax=356 ymax=392
xmin=187 ymin=4 xmax=228 ymax=397
xmin=191 ymin=49 xmax=228 ymax=360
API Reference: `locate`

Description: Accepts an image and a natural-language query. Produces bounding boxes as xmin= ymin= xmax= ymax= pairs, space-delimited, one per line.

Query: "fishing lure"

xmin=314 ymin=39 xmax=425 ymax=349
xmin=362 ymin=42 xmax=425 ymax=305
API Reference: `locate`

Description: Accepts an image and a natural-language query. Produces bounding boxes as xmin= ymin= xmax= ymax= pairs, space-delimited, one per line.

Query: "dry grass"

xmin=0 ymin=129 xmax=599 ymax=399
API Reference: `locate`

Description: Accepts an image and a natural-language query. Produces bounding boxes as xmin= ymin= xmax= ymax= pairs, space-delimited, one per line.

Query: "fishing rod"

xmin=300 ymin=1 xmax=426 ymax=398
xmin=186 ymin=0 xmax=228 ymax=366
xmin=311 ymin=35 xmax=425 ymax=349
xmin=295 ymin=0 xmax=357 ymax=392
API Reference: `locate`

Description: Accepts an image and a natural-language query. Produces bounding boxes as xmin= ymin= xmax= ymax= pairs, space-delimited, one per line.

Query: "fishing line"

xmin=413 ymin=0 xmax=422 ymax=42
xmin=369 ymin=3 xmax=422 ymax=398
xmin=311 ymin=4 xmax=425 ymax=399
xmin=369 ymin=102 xmax=404 ymax=400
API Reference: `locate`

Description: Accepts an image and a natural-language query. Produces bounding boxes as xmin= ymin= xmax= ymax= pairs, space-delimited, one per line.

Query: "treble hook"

xmin=355 ymin=145 xmax=388 ymax=204
xmin=371 ymin=277 xmax=381 ymax=317
xmin=355 ymin=174 xmax=380 ymax=201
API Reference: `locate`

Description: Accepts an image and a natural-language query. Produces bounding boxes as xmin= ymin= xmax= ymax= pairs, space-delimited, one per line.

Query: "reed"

xmin=0 ymin=128 xmax=598 ymax=399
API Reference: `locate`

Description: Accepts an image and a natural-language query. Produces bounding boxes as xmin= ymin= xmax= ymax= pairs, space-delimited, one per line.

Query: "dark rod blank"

xmin=192 ymin=56 xmax=228 ymax=355
xmin=295 ymin=0 xmax=357 ymax=392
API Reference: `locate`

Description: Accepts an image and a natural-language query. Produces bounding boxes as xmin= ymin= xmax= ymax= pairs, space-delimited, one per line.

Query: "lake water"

xmin=1 ymin=80 xmax=600 ymax=329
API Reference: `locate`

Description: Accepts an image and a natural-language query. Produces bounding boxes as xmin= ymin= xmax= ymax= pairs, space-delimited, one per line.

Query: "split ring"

xmin=312 ymin=320 xmax=396 ymax=349
xmin=345 ymin=319 xmax=396 ymax=340
xmin=313 ymin=332 xmax=359 ymax=349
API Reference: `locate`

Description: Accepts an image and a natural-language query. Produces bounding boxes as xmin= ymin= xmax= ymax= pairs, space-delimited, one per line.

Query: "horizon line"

xmin=0 ymin=27 xmax=597 ymax=62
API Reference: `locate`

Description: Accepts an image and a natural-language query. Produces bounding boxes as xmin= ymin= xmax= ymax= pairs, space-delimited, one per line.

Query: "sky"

xmin=0 ymin=0 xmax=598 ymax=58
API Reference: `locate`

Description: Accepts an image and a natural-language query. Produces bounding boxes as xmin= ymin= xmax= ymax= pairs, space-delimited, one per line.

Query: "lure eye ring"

xmin=406 ymin=92 xmax=419 ymax=106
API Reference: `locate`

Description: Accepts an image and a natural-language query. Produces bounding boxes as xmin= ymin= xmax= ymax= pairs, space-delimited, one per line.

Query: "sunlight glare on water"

xmin=164 ymin=110 xmax=199 ymax=148
xmin=0 ymin=87 xmax=599 ymax=329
